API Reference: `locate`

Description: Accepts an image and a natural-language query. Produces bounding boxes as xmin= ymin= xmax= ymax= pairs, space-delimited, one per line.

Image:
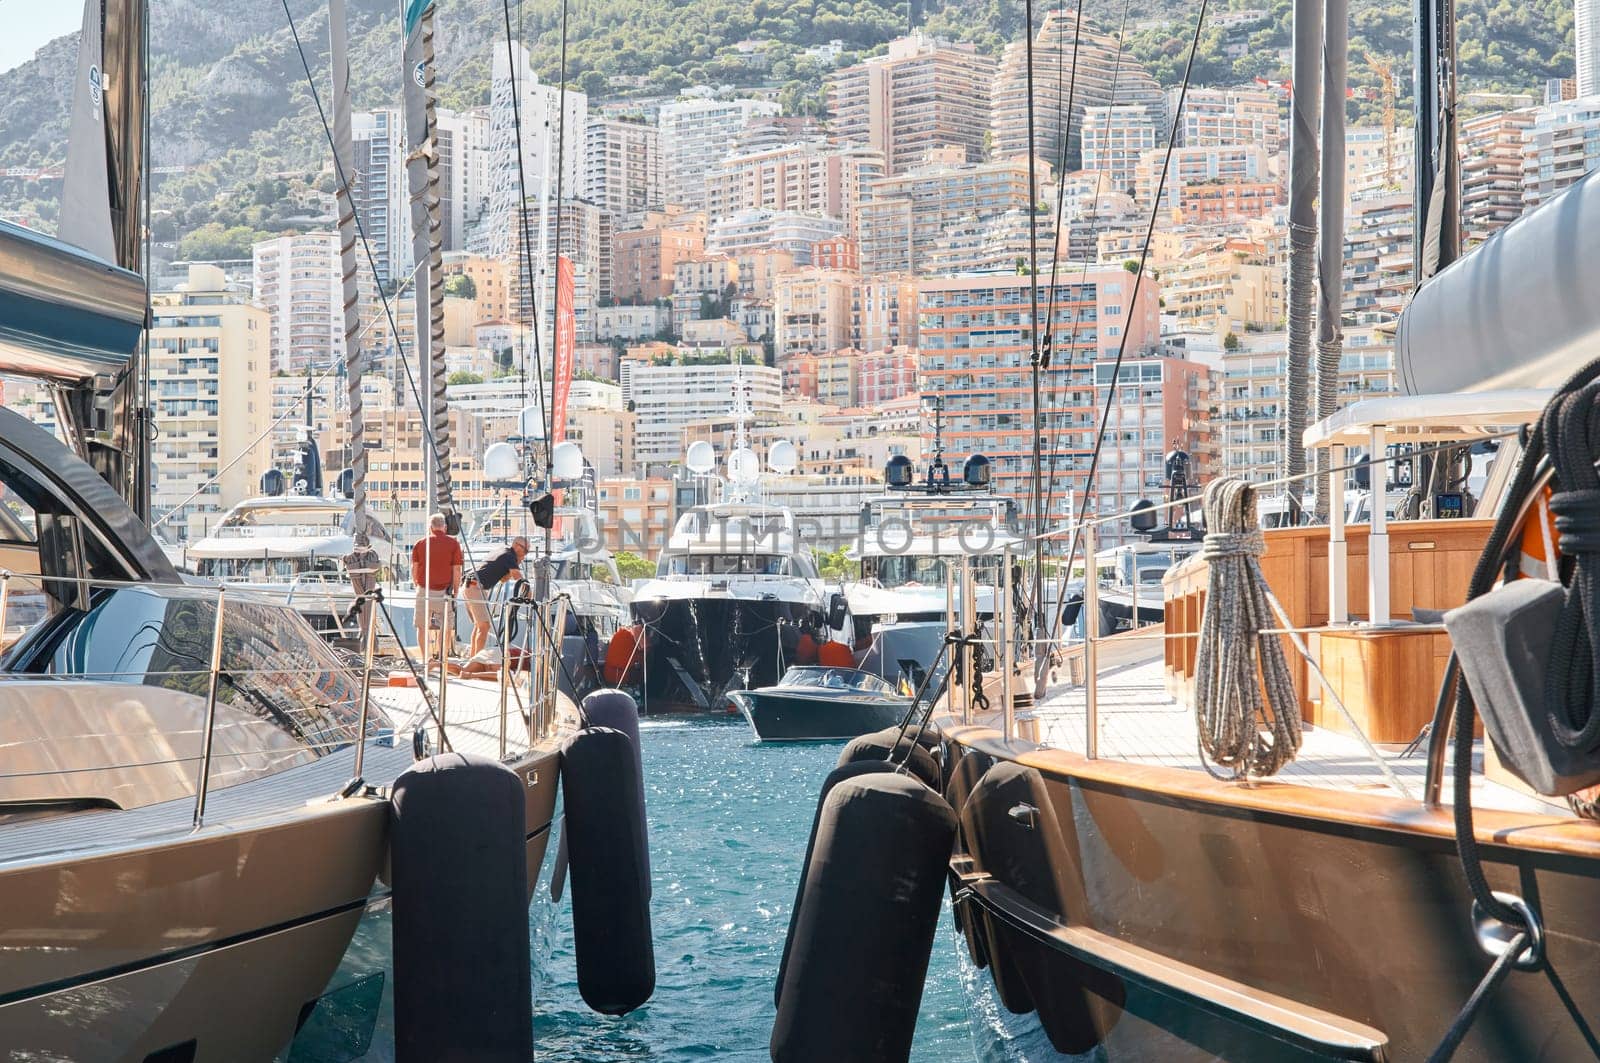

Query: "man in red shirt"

xmin=411 ymin=512 xmax=463 ymax=663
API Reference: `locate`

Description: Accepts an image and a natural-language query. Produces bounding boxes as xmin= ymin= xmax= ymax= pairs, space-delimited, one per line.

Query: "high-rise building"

xmin=658 ymin=96 xmax=782 ymax=211
xmin=1082 ymin=104 xmax=1163 ymax=194
xmin=436 ymin=107 xmax=492 ymax=252
xmin=826 ymin=32 xmax=996 ymax=175
xmin=1521 ymin=97 xmax=1600 ymax=208
xmin=613 ymin=208 xmax=708 ymax=304
xmin=990 ymin=11 xmax=1166 ymax=168
xmin=352 ymin=109 xmax=403 ymax=286
xmin=704 ymin=142 xmax=885 ymax=231
xmin=252 ymin=233 xmax=343 ymax=373
xmin=1579 ymin=0 xmax=1600 ymax=97
xmin=583 ymin=115 xmax=661 ymax=224
xmin=916 ymin=267 xmax=1161 ymax=522
xmin=854 ymin=152 xmax=1044 ymax=274
xmin=1091 ymin=352 xmax=1214 ymax=541
xmin=484 ymin=44 xmax=588 ymax=257
xmin=1460 ymin=109 xmax=1534 ymax=244
xmin=149 ymin=265 xmax=271 ymax=541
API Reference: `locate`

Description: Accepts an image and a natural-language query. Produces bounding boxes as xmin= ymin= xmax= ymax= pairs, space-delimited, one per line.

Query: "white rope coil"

xmin=1193 ymin=478 xmax=1303 ymax=778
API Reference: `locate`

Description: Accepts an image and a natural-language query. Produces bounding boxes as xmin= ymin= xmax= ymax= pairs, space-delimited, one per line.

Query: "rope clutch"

xmin=1193 ymin=478 xmax=1303 ymax=778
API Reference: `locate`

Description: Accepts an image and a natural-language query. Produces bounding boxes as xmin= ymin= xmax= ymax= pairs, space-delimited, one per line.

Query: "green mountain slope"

xmin=0 ymin=0 xmax=1574 ymax=242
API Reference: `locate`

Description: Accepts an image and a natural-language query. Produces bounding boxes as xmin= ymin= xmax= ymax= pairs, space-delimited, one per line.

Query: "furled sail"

xmin=403 ymin=0 xmax=455 ymax=523
xmin=329 ymin=0 xmax=380 ymax=545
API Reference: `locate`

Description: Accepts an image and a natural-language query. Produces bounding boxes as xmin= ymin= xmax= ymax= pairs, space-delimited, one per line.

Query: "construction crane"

xmin=1368 ymin=55 xmax=1398 ymax=188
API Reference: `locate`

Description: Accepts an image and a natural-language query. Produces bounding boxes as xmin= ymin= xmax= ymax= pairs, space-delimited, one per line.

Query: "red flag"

xmin=552 ymin=255 xmax=575 ymax=445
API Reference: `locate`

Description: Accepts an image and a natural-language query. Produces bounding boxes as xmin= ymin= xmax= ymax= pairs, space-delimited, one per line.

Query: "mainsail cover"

xmin=403 ymin=0 xmax=455 ymax=522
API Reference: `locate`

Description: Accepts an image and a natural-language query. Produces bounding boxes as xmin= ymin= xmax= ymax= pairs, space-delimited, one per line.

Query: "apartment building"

xmin=774 ymin=268 xmax=856 ymax=361
xmin=825 ymin=32 xmax=995 ymax=174
xmin=703 ymin=142 xmax=885 ymax=232
xmin=671 ymin=256 xmax=740 ymax=333
xmin=596 ymin=477 xmax=675 ymax=553
xmin=595 ymin=303 xmax=671 ymax=343
xmin=625 ymin=360 xmax=783 ymax=465
xmin=704 ymin=209 xmax=844 ymax=262
xmin=658 ymin=96 xmax=782 ymax=211
xmin=583 ymin=115 xmax=661 ymax=224
xmin=854 ymin=152 xmax=1043 ymax=274
xmin=990 ymin=11 xmax=1166 ymax=167
xmin=1082 ymin=104 xmax=1164 ymax=194
xmin=1521 ymin=97 xmax=1600 ymax=207
xmin=1172 ymin=86 xmax=1282 ymax=154
xmin=1092 ymin=353 xmax=1214 ymax=540
xmin=149 ymin=265 xmax=271 ymax=541
xmin=483 ymin=45 xmax=587 ymax=257
xmin=441 ymin=252 xmax=512 ymax=324
xmin=856 ymin=345 xmax=918 ymax=405
xmin=1460 ymin=108 xmax=1533 ymax=244
xmin=916 ymin=267 xmax=1161 ymax=523
xmin=252 ymin=232 xmax=343 ymax=373
xmin=1135 ymin=143 xmax=1273 ymax=213
xmin=612 ymin=208 xmax=707 ymax=304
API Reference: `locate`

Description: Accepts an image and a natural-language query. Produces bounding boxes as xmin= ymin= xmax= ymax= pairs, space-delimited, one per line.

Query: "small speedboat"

xmin=730 ymin=665 xmax=911 ymax=742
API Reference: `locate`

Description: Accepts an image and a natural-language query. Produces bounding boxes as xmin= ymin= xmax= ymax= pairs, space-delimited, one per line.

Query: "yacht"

xmin=631 ymin=438 xmax=829 ymax=713
xmin=1058 ymin=539 xmax=1202 ymax=637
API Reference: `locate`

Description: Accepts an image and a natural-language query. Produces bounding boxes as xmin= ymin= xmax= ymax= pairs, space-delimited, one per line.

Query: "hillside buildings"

xmin=826 ymin=32 xmax=995 ymax=174
xmin=484 ymin=45 xmax=587 ymax=256
xmin=703 ymin=142 xmax=885 ymax=231
xmin=1082 ymin=104 xmax=1164 ymax=194
xmin=1521 ymin=97 xmax=1600 ymax=207
xmin=658 ymin=97 xmax=782 ymax=211
xmin=583 ymin=115 xmax=661 ymax=224
xmin=624 ymin=359 xmax=782 ymax=465
xmin=854 ymin=151 xmax=1045 ymax=274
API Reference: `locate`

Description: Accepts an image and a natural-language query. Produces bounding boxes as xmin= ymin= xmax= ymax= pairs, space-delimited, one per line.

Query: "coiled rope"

xmin=1193 ymin=478 xmax=1302 ymax=778
xmin=1543 ymin=376 xmax=1600 ymax=756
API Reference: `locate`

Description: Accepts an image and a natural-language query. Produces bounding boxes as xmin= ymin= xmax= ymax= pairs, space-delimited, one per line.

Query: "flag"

xmin=552 ymin=255 xmax=576 ymax=445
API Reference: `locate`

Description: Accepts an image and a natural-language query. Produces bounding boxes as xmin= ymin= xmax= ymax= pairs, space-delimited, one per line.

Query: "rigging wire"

xmin=1047 ymin=0 xmax=1214 ymax=641
xmin=279 ymin=0 xmax=487 ymax=571
xmin=1025 ymin=0 xmax=1046 ymax=641
xmin=545 ymin=0 xmax=574 ymax=580
xmin=501 ymin=0 xmax=550 ymax=481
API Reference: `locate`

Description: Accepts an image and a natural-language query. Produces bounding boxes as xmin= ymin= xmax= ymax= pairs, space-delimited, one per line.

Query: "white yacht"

xmin=185 ymin=491 xmax=365 ymax=639
xmin=630 ymin=437 xmax=829 ymax=712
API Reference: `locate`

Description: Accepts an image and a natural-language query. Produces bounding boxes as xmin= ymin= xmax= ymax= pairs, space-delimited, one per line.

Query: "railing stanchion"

xmin=498 ymin=595 xmax=512 ymax=759
xmin=1329 ymin=443 xmax=1349 ymax=624
xmin=0 ymin=570 xmax=12 ymax=649
xmin=1083 ymin=522 xmax=1099 ymax=759
xmin=352 ymin=589 xmax=379 ymax=783
xmin=1368 ymin=425 xmax=1391 ymax=624
xmin=1000 ymin=545 xmax=1015 ymax=739
xmin=193 ymin=587 xmax=228 ymax=828
xmin=437 ymin=591 xmax=452 ymax=750
xmin=959 ymin=558 xmax=975 ymax=725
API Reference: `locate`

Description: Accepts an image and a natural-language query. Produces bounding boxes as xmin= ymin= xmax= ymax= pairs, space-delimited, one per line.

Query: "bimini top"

xmin=0 ymin=220 xmax=145 ymax=382
xmin=1302 ymin=388 xmax=1552 ymax=450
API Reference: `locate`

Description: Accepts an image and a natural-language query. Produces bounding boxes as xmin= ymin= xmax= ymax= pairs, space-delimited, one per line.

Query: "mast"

xmin=1284 ymin=0 xmax=1322 ymax=518
xmin=1023 ymin=0 xmax=1047 ymax=658
xmin=1313 ymin=0 xmax=1348 ymax=517
xmin=329 ymin=0 xmax=370 ymax=544
xmin=1413 ymin=0 xmax=1460 ymax=281
xmin=403 ymin=0 xmax=456 ymax=529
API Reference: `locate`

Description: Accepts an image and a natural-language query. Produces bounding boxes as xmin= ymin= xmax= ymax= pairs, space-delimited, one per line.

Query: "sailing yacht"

xmin=631 ymin=433 xmax=829 ymax=713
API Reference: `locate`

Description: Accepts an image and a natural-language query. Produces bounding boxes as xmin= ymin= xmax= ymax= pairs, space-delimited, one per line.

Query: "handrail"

xmin=192 ymin=587 xmax=228 ymax=829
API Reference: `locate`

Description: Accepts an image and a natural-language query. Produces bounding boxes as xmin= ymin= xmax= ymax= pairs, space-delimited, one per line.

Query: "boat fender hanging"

xmin=774 ymin=758 xmax=899 ymax=1006
xmin=580 ymin=688 xmax=651 ymax=896
xmin=838 ymin=727 xmax=940 ymax=791
xmin=389 ymin=752 xmax=532 ymax=1062
xmin=560 ymin=726 xmax=656 ymax=1015
xmin=963 ymin=761 xmax=1124 ymax=1053
xmin=770 ymin=772 xmax=957 ymax=1063
xmin=603 ymin=624 xmax=646 ymax=687
xmin=943 ymin=746 xmax=997 ymax=968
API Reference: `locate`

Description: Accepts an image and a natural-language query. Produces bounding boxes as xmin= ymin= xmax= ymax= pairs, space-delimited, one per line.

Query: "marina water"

xmin=314 ymin=713 xmax=1062 ymax=1061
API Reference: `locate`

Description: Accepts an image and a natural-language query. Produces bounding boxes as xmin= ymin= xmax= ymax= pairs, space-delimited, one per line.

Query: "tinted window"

xmin=47 ymin=587 xmax=374 ymax=755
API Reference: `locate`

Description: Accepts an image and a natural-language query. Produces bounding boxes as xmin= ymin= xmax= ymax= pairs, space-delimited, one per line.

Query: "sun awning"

xmin=1302 ymin=388 xmax=1552 ymax=450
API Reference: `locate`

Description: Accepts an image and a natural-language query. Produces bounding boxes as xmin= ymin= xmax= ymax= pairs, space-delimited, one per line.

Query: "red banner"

xmin=552 ymin=255 xmax=576 ymax=445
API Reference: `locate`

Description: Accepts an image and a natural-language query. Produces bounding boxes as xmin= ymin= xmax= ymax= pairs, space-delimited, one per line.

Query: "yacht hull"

xmin=0 ymin=747 xmax=560 ymax=1061
xmin=635 ymin=597 xmax=825 ymax=713
xmin=731 ymin=688 xmax=910 ymax=742
xmin=940 ymin=723 xmax=1600 ymax=1062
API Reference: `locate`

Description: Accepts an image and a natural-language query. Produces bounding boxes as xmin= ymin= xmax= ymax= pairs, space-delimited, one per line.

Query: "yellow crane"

xmin=1368 ymin=55 xmax=1398 ymax=188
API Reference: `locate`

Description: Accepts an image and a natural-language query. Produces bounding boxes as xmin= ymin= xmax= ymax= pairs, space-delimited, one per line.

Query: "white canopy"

xmin=1302 ymin=388 xmax=1552 ymax=450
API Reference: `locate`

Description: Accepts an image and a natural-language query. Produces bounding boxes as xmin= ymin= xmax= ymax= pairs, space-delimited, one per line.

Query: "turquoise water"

xmin=301 ymin=714 xmax=1039 ymax=1061
xmin=532 ymin=714 xmax=979 ymax=1061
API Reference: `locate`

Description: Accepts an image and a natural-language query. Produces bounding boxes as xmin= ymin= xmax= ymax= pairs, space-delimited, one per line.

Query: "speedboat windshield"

xmin=779 ymin=666 xmax=897 ymax=695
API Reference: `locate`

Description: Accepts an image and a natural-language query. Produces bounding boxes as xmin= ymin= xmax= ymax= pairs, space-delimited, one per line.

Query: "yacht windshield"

xmin=194 ymin=555 xmax=344 ymax=581
xmin=867 ymin=554 xmax=1001 ymax=588
xmin=660 ymin=553 xmax=797 ymax=577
